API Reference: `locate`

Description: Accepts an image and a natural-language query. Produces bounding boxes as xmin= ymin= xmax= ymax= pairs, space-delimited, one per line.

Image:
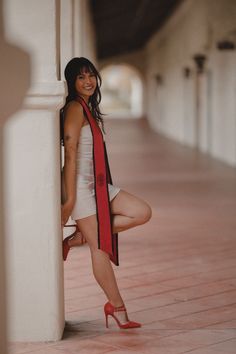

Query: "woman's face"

xmin=75 ymin=69 xmax=97 ymax=100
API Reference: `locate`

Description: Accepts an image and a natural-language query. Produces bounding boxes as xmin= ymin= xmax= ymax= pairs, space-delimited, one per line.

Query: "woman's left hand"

xmin=61 ymin=201 xmax=73 ymax=226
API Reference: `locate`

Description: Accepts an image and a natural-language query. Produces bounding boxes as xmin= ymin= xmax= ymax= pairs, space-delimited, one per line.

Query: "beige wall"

xmin=145 ymin=0 xmax=236 ymax=166
xmin=98 ymin=0 xmax=236 ymax=167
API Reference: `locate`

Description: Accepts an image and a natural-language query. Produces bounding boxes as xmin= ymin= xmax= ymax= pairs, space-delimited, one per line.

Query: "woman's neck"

xmin=77 ymin=94 xmax=89 ymax=104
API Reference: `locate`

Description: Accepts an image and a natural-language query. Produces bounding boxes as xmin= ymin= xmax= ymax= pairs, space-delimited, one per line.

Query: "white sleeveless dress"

xmin=71 ymin=124 xmax=121 ymax=220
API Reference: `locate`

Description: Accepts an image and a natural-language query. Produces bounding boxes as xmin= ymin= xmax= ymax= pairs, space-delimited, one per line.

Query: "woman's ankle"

xmin=68 ymin=233 xmax=82 ymax=247
xmin=109 ymin=300 xmax=125 ymax=308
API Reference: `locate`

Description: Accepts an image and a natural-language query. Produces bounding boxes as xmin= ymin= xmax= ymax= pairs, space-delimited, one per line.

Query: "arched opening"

xmin=100 ymin=64 xmax=144 ymax=119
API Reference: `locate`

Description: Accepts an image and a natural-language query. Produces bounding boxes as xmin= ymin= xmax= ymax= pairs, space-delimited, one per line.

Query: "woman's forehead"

xmin=79 ymin=66 xmax=94 ymax=74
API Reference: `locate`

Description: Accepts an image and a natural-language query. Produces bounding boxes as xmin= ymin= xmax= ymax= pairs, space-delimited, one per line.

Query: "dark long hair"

xmin=60 ymin=57 xmax=105 ymax=146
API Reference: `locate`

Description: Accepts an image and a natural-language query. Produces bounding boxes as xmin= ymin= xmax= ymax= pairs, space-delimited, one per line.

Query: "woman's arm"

xmin=61 ymin=101 xmax=84 ymax=225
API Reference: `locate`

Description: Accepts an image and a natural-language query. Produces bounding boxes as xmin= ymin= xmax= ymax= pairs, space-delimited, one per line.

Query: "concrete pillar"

xmin=0 ymin=0 xmax=31 ymax=351
xmin=183 ymin=67 xmax=195 ymax=146
xmin=3 ymin=0 xmax=65 ymax=341
xmin=60 ymin=0 xmax=96 ymax=76
xmin=74 ymin=0 xmax=96 ymax=62
xmin=60 ymin=0 xmax=74 ymax=77
xmin=154 ymin=74 xmax=165 ymax=133
xmin=210 ymin=49 xmax=236 ymax=165
xmin=193 ymin=54 xmax=208 ymax=150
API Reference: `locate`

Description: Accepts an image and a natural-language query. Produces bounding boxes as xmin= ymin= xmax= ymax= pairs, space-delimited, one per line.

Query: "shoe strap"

xmin=114 ymin=305 xmax=126 ymax=312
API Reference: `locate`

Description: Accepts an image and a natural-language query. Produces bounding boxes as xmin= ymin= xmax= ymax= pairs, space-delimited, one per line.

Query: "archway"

xmin=100 ymin=64 xmax=144 ymax=119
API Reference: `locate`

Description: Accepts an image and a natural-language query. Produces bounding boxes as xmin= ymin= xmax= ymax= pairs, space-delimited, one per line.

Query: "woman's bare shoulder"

xmin=64 ymin=100 xmax=85 ymax=126
xmin=65 ymin=100 xmax=83 ymax=115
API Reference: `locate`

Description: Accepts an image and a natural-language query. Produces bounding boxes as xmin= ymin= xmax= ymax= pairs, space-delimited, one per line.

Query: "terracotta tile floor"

xmin=8 ymin=119 xmax=236 ymax=353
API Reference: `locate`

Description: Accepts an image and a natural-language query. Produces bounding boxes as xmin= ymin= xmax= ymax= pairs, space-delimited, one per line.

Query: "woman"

xmin=61 ymin=57 xmax=152 ymax=329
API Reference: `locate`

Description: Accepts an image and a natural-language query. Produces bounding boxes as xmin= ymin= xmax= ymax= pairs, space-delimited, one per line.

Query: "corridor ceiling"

xmin=89 ymin=0 xmax=183 ymax=59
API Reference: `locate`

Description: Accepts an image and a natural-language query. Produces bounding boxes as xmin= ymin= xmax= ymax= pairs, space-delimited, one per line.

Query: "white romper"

xmin=71 ymin=124 xmax=121 ymax=220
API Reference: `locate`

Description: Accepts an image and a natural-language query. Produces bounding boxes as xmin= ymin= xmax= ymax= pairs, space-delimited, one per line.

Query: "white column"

xmin=60 ymin=0 xmax=74 ymax=77
xmin=0 ymin=0 xmax=31 ymax=351
xmin=60 ymin=0 xmax=96 ymax=78
xmin=183 ymin=69 xmax=195 ymax=147
xmin=74 ymin=0 xmax=96 ymax=62
xmin=194 ymin=70 xmax=209 ymax=151
xmin=130 ymin=76 xmax=143 ymax=118
xmin=3 ymin=0 xmax=65 ymax=341
xmin=198 ymin=71 xmax=210 ymax=153
xmin=211 ymin=50 xmax=236 ymax=165
xmin=74 ymin=0 xmax=83 ymax=57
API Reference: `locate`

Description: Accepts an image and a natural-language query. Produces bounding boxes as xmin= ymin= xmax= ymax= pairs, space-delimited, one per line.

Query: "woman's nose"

xmin=85 ymin=76 xmax=92 ymax=84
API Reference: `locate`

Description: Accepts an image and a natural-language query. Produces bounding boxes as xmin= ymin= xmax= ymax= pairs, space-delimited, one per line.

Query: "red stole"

xmin=76 ymin=97 xmax=119 ymax=266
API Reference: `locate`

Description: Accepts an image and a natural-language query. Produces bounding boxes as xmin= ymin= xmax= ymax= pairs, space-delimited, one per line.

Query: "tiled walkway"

xmin=9 ymin=119 xmax=236 ymax=353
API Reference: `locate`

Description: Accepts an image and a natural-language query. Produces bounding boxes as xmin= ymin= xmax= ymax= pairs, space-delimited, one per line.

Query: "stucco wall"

xmin=145 ymin=0 xmax=236 ymax=166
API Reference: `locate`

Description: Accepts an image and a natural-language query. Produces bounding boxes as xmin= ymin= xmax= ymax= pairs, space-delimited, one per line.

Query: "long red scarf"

xmin=76 ymin=97 xmax=119 ymax=266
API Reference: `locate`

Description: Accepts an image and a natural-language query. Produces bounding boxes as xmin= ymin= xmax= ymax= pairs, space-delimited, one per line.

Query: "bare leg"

xmin=76 ymin=214 xmax=124 ymax=307
xmin=70 ymin=189 xmax=152 ymax=244
xmin=112 ymin=214 xmax=140 ymax=233
xmin=111 ymin=189 xmax=152 ymax=233
xmin=74 ymin=190 xmax=152 ymax=323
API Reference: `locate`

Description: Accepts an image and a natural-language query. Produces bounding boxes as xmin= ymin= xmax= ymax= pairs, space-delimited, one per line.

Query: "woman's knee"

xmin=136 ymin=203 xmax=152 ymax=225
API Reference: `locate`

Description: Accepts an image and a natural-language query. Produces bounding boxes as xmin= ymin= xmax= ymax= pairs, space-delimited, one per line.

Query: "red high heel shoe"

xmin=104 ymin=302 xmax=141 ymax=329
xmin=62 ymin=224 xmax=78 ymax=261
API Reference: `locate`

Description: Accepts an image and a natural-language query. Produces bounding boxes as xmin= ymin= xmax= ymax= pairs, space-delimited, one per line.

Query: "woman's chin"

xmin=81 ymin=91 xmax=94 ymax=98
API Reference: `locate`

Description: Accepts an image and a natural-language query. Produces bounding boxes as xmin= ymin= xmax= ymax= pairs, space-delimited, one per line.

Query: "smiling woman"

xmin=60 ymin=57 xmax=152 ymax=331
xmin=75 ymin=71 xmax=97 ymax=97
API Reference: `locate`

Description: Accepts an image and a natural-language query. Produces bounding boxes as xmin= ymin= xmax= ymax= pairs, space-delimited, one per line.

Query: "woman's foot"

xmin=104 ymin=301 xmax=141 ymax=329
xmin=63 ymin=230 xmax=87 ymax=261
xmin=68 ymin=231 xmax=86 ymax=247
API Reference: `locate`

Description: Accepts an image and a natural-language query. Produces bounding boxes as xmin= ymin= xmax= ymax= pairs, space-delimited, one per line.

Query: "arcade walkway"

xmin=9 ymin=119 xmax=236 ymax=354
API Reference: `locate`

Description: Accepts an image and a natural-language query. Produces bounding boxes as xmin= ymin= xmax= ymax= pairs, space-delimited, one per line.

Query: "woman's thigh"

xmin=76 ymin=190 xmax=152 ymax=245
xmin=110 ymin=189 xmax=152 ymax=221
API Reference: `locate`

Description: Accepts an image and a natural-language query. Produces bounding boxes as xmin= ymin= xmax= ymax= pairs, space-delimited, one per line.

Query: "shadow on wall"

xmin=0 ymin=0 xmax=31 ymax=351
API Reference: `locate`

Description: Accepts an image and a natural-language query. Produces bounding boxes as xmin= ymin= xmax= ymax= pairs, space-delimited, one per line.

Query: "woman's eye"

xmin=78 ymin=76 xmax=84 ymax=79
